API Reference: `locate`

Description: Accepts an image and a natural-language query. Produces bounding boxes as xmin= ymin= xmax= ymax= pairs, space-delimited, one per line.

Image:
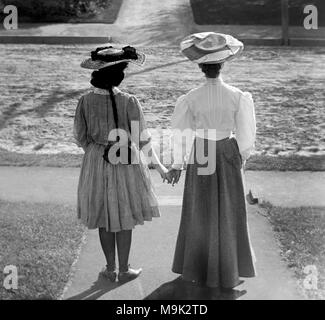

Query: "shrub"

xmin=190 ymin=0 xmax=324 ymax=25
xmin=0 ymin=0 xmax=109 ymax=22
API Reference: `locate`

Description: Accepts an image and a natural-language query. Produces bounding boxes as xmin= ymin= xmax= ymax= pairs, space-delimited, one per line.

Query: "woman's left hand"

xmin=166 ymin=169 xmax=182 ymax=186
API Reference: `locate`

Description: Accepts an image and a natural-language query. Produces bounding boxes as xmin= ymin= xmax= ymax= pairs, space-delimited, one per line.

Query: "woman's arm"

xmin=170 ymin=95 xmax=195 ymax=170
xmin=73 ymin=96 xmax=89 ymax=152
xmin=165 ymin=95 xmax=195 ymax=186
xmin=235 ymin=92 xmax=256 ymax=162
xmin=127 ymin=95 xmax=169 ymax=180
xmin=147 ymin=145 xmax=169 ymax=180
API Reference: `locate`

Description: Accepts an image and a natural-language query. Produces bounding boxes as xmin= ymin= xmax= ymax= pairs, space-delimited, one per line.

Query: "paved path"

xmin=1 ymin=166 xmax=322 ymax=299
xmin=0 ymin=167 xmax=324 ymax=207
xmin=62 ymin=205 xmax=302 ymax=300
xmin=1 ymin=23 xmax=323 ymax=39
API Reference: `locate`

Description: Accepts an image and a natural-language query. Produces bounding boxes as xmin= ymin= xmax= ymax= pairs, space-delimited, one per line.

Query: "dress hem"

xmin=79 ymin=215 xmax=159 ymax=233
xmin=171 ymin=269 xmax=256 ymax=289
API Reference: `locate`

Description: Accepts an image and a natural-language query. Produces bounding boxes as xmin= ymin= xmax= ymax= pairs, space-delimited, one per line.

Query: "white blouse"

xmin=171 ymin=76 xmax=256 ymax=169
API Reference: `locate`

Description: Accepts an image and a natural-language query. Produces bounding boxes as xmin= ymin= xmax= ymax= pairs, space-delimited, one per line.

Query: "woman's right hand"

xmin=157 ymin=165 xmax=170 ymax=182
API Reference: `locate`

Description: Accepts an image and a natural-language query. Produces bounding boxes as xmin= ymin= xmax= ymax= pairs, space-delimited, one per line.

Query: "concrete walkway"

xmin=0 ymin=166 xmax=324 ymax=299
xmin=62 ymin=205 xmax=302 ymax=300
xmin=0 ymin=167 xmax=324 ymax=207
xmin=1 ymin=23 xmax=323 ymax=40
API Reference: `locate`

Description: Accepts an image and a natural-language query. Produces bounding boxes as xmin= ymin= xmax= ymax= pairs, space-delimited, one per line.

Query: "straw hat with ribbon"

xmin=180 ymin=32 xmax=244 ymax=64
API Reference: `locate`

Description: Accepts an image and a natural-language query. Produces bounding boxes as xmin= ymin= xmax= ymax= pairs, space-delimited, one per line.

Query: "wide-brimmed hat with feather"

xmin=81 ymin=45 xmax=146 ymax=69
xmin=180 ymin=32 xmax=243 ymax=64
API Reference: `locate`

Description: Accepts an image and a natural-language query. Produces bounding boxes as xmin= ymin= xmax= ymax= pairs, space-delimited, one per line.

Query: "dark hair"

xmin=90 ymin=62 xmax=128 ymax=90
xmin=199 ymin=63 xmax=222 ymax=78
xmin=91 ymin=62 xmax=128 ymax=148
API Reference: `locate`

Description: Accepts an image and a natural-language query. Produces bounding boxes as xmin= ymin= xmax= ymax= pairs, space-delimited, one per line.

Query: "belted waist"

xmin=195 ymin=130 xmax=231 ymax=141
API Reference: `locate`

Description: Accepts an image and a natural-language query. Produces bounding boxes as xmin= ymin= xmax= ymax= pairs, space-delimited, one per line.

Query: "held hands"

xmin=157 ymin=165 xmax=181 ymax=186
xmin=164 ymin=168 xmax=182 ymax=186
xmin=157 ymin=165 xmax=169 ymax=181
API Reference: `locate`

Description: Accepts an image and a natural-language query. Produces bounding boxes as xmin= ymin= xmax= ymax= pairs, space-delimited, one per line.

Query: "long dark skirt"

xmin=172 ymin=137 xmax=256 ymax=289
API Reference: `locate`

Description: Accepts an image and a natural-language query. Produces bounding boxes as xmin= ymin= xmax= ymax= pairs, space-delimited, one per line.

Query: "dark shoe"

xmin=246 ymin=190 xmax=258 ymax=205
xmin=118 ymin=266 xmax=142 ymax=283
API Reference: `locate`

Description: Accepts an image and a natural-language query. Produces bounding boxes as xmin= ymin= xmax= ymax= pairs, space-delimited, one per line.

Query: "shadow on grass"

xmin=34 ymin=89 xmax=86 ymax=118
xmin=126 ymin=60 xmax=188 ymax=78
xmin=0 ymin=88 xmax=86 ymax=130
xmin=144 ymin=277 xmax=246 ymax=300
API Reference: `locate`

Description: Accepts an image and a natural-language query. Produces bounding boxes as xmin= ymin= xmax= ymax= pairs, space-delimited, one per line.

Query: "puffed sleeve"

xmin=171 ymin=95 xmax=195 ymax=169
xmin=235 ymin=92 xmax=256 ymax=161
xmin=73 ymin=96 xmax=89 ymax=151
xmin=127 ymin=95 xmax=151 ymax=149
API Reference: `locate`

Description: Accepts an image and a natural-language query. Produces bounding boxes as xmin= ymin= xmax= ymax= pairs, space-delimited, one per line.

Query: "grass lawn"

xmin=0 ymin=45 xmax=324 ymax=170
xmin=261 ymin=203 xmax=325 ymax=300
xmin=0 ymin=200 xmax=85 ymax=300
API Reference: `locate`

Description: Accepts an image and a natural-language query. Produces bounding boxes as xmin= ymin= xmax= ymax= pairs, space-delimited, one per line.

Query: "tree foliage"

xmin=190 ymin=0 xmax=324 ymax=25
xmin=1 ymin=0 xmax=109 ymax=22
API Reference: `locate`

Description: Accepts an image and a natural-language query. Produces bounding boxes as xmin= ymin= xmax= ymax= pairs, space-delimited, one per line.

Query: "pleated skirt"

xmin=172 ymin=137 xmax=256 ymax=289
xmin=77 ymin=143 xmax=160 ymax=232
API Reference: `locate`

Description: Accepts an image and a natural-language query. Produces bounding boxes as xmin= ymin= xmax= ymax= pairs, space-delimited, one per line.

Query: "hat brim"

xmin=180 ymin=32 xmax=244 ymax=64
xmin=181 ymin=44 xmax=243 ymax=64
xmin=81 ymin=52 xmax=146 ymax=70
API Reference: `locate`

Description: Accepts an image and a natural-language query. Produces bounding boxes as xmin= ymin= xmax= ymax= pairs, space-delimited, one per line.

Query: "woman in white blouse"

xmin=167 ymin=32 xmax=257 ymax=292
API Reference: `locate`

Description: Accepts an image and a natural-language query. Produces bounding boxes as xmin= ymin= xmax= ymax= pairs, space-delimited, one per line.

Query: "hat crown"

xmin=81 ymin=45 xmax=146 ymax=69
xmin=196 ymin=33 xmax=226 ymax=51
xmin=97 ymin=47 xmax=122 ymax=56
xmin=180 ymin=32 xmax=244 ymax=64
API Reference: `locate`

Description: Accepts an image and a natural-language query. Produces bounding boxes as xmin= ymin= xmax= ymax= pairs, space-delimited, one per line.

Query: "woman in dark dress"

xmin=167 ymin=32 xmax=257 ymax=289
